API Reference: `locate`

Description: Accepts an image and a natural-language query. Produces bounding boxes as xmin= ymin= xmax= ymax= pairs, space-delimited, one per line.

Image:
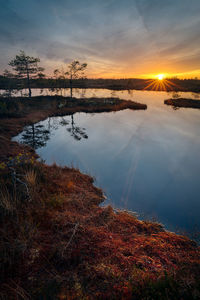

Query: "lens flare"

xmin=157 ymin=74 xmax=165 ymax=80
xmin=144 ymin=75 xmax=180 ymax=91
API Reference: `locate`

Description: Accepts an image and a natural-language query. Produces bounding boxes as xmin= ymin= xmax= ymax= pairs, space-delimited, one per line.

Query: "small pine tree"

xmin=9 ymin=50 xmax=44 ymax=97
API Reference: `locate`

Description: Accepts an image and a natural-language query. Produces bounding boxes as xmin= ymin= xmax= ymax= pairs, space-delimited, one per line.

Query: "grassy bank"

xmin=0 ymin=96 xmax=200 ymax=299
xmin=0 ymin=95 xmax=146 ymax=118
xmin=0 ymin=95 xmax=146 ymax=159
xmin=165 ymin=98 xmax=200 ymax=109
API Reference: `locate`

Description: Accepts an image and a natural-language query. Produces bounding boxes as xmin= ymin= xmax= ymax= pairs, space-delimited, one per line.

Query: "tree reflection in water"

xmin=21 ymin=114 xmax=88 ymax=150
xmin=60 ymin=114 xmax=88 ymax=141
xmin=21 ymin=124 xmax=50 ymax=150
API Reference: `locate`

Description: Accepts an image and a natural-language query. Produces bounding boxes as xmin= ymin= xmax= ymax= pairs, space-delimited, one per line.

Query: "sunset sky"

xmin=0 ymin=0 xmax=200 ymax=78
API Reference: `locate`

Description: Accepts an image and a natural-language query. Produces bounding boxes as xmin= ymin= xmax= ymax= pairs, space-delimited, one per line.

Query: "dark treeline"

xmin=0 ymin=50 xmax=200 ymax=94
xmin=0 ymin=76 xmax=200 ymax=93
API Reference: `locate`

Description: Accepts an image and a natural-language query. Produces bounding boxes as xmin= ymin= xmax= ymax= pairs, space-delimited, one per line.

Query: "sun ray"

xmin=143 ymin=76 xmax=182 ymax=92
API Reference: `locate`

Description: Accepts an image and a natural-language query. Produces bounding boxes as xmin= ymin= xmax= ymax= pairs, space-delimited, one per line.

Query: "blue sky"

xmin=0 ymin=0 xmax=200 ymax=78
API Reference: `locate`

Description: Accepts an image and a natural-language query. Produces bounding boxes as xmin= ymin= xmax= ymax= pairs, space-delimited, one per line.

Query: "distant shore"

xmin=165 ymin=98 xmax=200 ymax=109
xmin=0 ymin=77 xmax=200 ymax=93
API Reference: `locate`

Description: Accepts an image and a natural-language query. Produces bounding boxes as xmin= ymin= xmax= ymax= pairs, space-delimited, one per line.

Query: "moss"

xmin=0 ymin=97 xmax=200 ymax=299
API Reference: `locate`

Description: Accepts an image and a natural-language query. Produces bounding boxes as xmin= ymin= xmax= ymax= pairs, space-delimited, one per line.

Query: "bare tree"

xmin=65 ymin=60 xmax=87 ymax=98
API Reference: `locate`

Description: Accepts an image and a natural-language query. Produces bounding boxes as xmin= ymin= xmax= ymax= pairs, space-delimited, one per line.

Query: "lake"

xmin=13 ymin=88 xmax=200 ymax=237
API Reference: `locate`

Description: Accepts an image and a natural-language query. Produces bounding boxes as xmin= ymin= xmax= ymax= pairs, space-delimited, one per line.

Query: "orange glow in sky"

xmin=156 ymin=74 xmax=165 ymax=80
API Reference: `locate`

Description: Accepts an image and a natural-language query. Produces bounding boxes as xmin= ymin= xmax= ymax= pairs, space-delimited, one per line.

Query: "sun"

xmin=144 ymin=75 xmax=179 ymax=91
xmin=156 ymin=74 xmax=165 ymax=80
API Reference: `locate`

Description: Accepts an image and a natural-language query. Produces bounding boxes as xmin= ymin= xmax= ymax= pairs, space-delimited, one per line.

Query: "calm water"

xmin=13 ymin=89 xmax=200 ymax=236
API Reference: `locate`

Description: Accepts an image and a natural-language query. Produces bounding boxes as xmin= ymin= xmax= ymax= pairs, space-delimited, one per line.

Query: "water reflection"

xmin=48 ymin=87 xmax=68 ymax=97
xmin=21 ymin=124 xmax=50 ymax=150
xmin=73 ymin=88 xmax=87 ymax=98
xmin=21 ymin=114 xmax=89 ymax=150
xmin=13 ymin=89 xmax=200 ymax=238
xmin=192 ymin=93 xmax=200 ymax=99
xmin=59 ymin=115 xmax=88 ymax=141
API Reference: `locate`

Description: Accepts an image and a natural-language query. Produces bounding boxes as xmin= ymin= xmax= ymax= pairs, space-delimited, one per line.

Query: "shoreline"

xmin=165 ymin=98 xmax=200 ymax=109
xmin=0 ymin=95 xmax=146 ymax=158
xmin=1 ymin=78 xmax=200 ymax=93
xmin=1 ymin=86 xmax=200 ymax=94
xmin=1 ymin=96 xmax=200 ymax=299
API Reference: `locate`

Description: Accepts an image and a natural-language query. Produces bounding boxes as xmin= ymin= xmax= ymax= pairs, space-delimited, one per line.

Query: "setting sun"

xmin=157 ymin=74 xmax=165 ymax=80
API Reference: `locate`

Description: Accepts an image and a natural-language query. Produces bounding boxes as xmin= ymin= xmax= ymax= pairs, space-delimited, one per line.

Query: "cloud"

xmin=0 ymin=0 xmax=200 ymax=77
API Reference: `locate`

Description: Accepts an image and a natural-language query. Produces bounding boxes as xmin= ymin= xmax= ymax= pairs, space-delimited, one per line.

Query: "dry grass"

xmin=0 ymin=160 xmax=200 ymax=299
xmin=0 ymin=186 xmax=17 ymax=213
xmin=0 ymin=93 xmax=199 ymax=298
xmin=24 ymin=169 xmax=37 ymax=186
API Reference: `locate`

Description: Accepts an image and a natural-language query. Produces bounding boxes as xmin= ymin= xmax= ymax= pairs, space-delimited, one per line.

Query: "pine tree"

xmin=9 ymin=50 xmax=44 ymax=97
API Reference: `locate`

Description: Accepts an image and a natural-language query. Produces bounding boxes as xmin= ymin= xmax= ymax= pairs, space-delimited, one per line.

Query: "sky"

xmin=0 ymin=0 xmax=200 ymax=78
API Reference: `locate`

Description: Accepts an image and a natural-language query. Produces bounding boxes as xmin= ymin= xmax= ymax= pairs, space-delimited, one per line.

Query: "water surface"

xmin=13 ymin=89 xmax=200 ymax=236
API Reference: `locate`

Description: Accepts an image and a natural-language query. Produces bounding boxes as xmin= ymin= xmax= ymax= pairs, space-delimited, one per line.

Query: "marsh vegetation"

xmin=0 ymin=52 xmax=200 ymax=299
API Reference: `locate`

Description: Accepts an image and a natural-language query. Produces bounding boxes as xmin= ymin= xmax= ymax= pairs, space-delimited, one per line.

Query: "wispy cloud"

xmin=0 ymin=0 xmax=199 ymax=77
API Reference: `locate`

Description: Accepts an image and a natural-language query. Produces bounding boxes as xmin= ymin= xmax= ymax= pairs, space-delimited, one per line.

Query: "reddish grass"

xmin=1 ymin=161 xmax=200 ymax=299
xmin=165 ymin=98 xmax=200 ymax=109
xmin=0 ymin=97 xmax=200 ymax=299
